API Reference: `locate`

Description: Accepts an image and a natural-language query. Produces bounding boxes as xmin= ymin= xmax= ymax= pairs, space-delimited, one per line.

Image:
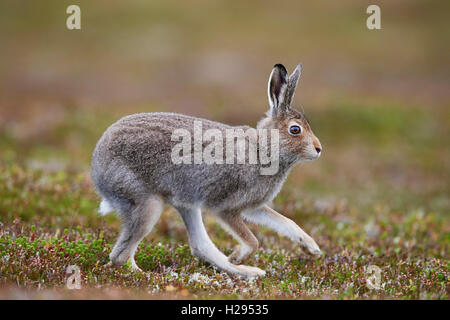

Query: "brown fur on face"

xmin=258 ymin=107 xmax=322 ymax=164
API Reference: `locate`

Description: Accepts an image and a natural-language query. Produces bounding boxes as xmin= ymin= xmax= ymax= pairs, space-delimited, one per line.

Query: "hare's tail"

xmin=99 ymin=198 xmax=114 ymax=216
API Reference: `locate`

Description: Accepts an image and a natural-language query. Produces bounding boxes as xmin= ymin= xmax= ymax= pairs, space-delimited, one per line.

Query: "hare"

xmin=91 ymin=63 xmax=322 ymax=278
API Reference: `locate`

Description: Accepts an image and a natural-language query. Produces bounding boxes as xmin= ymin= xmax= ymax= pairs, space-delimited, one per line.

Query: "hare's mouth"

xmin=303 ymin=153 xmax=321 ymax=162
xmin=302 ymin=147 xmax=322 ymax=161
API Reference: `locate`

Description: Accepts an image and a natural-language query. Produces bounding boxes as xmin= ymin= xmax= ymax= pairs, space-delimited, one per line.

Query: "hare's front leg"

xmin=215 ymin=212 xmax=259 ymax=264
xmin=176 ymin=206 xmax=265 ymax=278
xmin=242 ymin=205 xmax=322 ymax=257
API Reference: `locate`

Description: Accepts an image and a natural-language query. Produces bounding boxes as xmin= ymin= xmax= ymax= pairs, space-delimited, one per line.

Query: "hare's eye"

xmin=289 ymin=125 xmax=302 ymax=136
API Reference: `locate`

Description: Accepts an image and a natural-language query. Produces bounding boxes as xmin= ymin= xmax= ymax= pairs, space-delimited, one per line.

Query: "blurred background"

xmin=0 ymin=0 xmax=448 ymax=299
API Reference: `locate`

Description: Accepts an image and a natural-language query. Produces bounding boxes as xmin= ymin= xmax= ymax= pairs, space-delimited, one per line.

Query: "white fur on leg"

xmin=99 ymin=199 xmax=114 ymax=216
xmin=243 ymin=205 xmax=322 ymax=256
xmin=179 ymin=207 xmax=265 ymax=278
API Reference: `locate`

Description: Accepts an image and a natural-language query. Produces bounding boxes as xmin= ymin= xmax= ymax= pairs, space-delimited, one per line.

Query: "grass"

xmin=0 ymin=183 xmax=447 ymax=299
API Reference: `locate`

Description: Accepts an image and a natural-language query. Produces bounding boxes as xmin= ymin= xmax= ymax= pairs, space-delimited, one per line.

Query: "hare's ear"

xmin=284 ymin=63 xmax=302 ymax=107
xmin=267 ymin=64 xmax=289 ymax=116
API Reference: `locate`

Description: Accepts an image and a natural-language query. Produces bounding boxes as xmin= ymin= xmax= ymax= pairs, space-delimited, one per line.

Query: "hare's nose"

xmin=315 ymin=147 xmax=321 ymax=154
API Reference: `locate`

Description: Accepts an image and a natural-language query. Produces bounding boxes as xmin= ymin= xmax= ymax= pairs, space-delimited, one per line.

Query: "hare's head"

xmin=257 ymin=63 xmax=322 ymax=163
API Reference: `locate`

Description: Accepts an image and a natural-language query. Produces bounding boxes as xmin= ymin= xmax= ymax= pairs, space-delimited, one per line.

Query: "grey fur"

xmin=284 ymin=63 xmax=302 ymax=107
xmin=91 ymin=63 xmax=322 ymax=277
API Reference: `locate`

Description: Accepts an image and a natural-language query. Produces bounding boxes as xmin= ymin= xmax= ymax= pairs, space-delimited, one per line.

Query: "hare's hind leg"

xmin=176 ymin=206 xmax=265 ymax=278
xmin=110 ymin=195 xmax=163 ymax=271
xmin=215 ymin=213 xmax=259 ymax=264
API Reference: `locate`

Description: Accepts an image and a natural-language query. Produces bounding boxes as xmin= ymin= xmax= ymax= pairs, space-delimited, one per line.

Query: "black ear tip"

xmin=273 ymin=63 xmax=288 ymax=75
xmin=273 ymin=63 xmax=286 ymax=70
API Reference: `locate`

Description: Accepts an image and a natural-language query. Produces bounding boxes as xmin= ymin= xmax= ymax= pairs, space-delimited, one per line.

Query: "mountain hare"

xmin=91 ymin=63 xmax=322 ymax=278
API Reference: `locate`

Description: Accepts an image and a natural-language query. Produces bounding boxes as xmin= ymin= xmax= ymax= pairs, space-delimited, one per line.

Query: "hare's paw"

xmin=299 ymin=235 xmax=322 ymax=257
xmin=234 ymin=265 xmax=266 ymax=278
xmin=228 ymin=246 xmax=254 ymax=265
xmin=129 ymin=258 xmax=143 ymax=273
